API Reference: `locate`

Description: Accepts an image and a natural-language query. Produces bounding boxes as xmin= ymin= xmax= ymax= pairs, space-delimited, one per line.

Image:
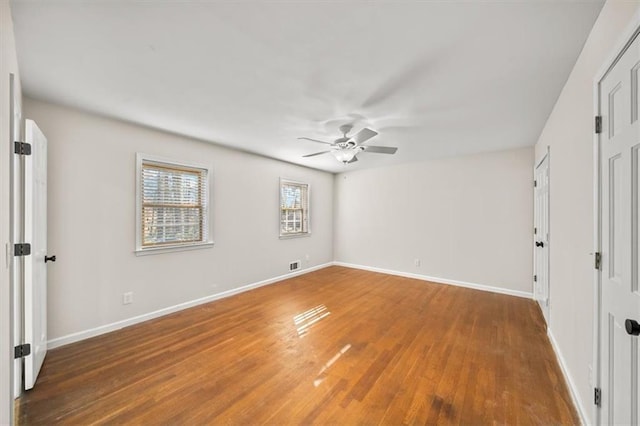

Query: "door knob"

xmin=625 ymin=319 xmax=640 ymax=336
xmin=44 ymin=255 xmax=56 ymax=263
xmin=535 ymin=241 xmax=544 ymax=247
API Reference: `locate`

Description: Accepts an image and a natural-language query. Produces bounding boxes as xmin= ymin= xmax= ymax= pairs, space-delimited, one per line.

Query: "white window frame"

xmin=279 ymin=178 xmax=311 ymax=239
xmin=135 ymin=153 xmax=213 ymax=255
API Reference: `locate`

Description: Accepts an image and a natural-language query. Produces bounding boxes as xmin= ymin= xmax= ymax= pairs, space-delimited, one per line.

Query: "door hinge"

xmin=13 ymin=243 xmax=31 ymax=256
xmin=594 ymin=387 xmax=601 ymax=406
xmin=595 ymin=116 xmax=602 ymax=134
xmin=14 ymin=343 xmax=31 ymax=359
xmin=595 ymin=252 xmax=601 ymax=270
xmin=534 ymin=180 xmax=537 ymax=188
xmin=533 ymin=275 xmax=537 ymax=282
xmin=534 ymin=227 xmax=537 ymax=235
xmin=14 ymin=141 xmax=31 ymax=155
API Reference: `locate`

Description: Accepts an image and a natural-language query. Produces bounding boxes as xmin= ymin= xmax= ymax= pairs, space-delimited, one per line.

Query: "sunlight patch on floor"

xmin=294 ymin=304 xmax=330 ymax=337
xmin=314 ymin=344 xmax=351 ymax=387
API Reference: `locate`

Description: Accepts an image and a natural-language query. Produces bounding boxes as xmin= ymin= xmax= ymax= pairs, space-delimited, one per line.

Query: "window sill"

xmin=279 ymin=233 xmax=311 ymax=240
xmin=135 ymin=241 xmax=214 ymax=256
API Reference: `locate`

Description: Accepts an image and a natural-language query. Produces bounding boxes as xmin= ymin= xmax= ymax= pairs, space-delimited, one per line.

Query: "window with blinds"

xmin=280 ymin=179 xmax=310 ymax=237
xmin=136 ymin=154 xmax=211 ymax=253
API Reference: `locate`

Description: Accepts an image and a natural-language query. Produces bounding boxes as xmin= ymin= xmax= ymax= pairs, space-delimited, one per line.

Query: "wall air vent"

xmin=289 ymin=260 xmax=301 ymax=272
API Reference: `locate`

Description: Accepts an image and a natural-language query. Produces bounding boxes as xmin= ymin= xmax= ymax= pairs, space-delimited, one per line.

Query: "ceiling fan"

xmin=299 ymin=124 xmax=398 ymax=164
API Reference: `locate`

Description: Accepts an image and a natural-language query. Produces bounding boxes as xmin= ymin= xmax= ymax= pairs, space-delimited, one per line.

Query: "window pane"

xmin=142 ymin=166 xmax=201 ymax=205
xmin=281 ymin=185 xmax=302 ymax=209
xmin=142 ymin=206 xmax=202 ymax=245
xmin=140 ymin=160 xmax=208 ymax=248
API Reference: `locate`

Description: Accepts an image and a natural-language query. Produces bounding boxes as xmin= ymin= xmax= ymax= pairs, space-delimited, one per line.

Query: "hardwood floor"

xmin=17 ymin=266 xmax=578 ymax=425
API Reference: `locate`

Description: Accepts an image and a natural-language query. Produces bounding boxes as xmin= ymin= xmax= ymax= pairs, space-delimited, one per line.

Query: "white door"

xmin=24 ymin=119 xmax=48 ymax=390
xmin=599 ymin=31 xmax=640 ymax=424
xmin=534 ymin=154 xmax=550 ymax=323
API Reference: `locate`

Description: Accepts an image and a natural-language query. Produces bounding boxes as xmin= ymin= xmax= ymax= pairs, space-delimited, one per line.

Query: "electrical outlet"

xmin=123 ymin=292 xmax=133 ymax=305
xmin=414 ymin=259 xmax=421 ymax=267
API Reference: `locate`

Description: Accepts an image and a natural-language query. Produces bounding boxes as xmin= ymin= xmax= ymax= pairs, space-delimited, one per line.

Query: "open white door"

xmin=24 ymin=119 xmax=48 ymax=390
xmin=533 ymin=154 xmax=550 ymax=324
xmin=598 ymin=31 xmax=640 ymax=424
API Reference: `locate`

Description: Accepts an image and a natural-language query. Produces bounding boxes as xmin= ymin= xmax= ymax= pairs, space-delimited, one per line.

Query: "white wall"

xmin=23 ymin=98 xmax=334 ymax=343
xmin=534 ymin=1 xmax=640 ymax=423
xmin=0 ymin=2 xmax=21 ymax=423
xmin=334 ymin=147 xmax=534 ymax=295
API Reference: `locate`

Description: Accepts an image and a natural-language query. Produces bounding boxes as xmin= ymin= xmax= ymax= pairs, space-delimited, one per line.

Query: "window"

xmin=136 ymin=154 xmax=212 ymax=254
xmin=280 ymin=179 xmax=310 ymax=238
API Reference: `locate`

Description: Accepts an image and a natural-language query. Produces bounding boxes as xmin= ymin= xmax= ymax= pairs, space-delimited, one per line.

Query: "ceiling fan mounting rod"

xmin=339 ymin=124 xmax=353 ymax=137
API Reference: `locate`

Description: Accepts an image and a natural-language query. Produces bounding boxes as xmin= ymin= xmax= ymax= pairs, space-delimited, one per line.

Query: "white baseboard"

xmin=47 ymin=262 xmax=333 ymax=349
xmin=547 ymin=329 xmax=588 ymax=426
xmin=333 ymin=261 xmax=533 ymax=299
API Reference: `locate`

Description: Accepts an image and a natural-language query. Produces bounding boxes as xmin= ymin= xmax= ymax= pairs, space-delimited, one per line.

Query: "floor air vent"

xmin=289 ymin=260 xmax=301 ymax=272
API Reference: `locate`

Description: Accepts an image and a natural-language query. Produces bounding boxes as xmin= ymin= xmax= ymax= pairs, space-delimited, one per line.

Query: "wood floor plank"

xmin=17 ymin=266 xmax=579 ymax=425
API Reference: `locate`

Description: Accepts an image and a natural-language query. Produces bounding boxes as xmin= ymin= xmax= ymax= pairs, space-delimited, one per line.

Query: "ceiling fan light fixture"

xmin=331 ymin=149 xmax=357 ymax=164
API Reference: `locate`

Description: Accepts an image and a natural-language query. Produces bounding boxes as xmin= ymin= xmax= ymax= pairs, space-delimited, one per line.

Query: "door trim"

xmin=9 ymin=73 xmax=22 ymax=401
xmin=592 ymin=11 xmax=640 ymax=425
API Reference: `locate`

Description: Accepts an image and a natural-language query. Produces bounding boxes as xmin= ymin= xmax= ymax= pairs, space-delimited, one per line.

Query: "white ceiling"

xmin=11 ymin=0 xmax=604 ymax=173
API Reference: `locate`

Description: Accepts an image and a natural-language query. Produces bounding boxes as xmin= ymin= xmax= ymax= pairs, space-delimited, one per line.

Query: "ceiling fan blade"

xmin=352 ymin=128 xmax=378 ymax=144
xmin=298 ymin=137 xmax=333 ymax=145
xmin=303 ymin=150 xmax=332 ymax=158
xmin=363 ymin=146 xmax=398 ymax=154
xmin=347 ymin=156 xmax=359 ymax=163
